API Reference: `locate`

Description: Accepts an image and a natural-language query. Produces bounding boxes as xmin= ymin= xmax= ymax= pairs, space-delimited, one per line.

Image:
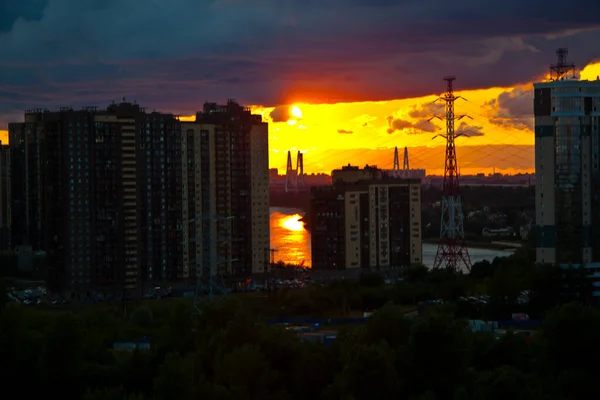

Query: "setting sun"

xmin=281 ymin=214 xmax=304 ymax=231
xmin=291 ymin=106 xmax=303 ymax=119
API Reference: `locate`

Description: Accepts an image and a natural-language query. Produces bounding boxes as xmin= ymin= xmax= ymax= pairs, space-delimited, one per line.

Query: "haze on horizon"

xmin=1 ymin=0 xmax=600 ymax=174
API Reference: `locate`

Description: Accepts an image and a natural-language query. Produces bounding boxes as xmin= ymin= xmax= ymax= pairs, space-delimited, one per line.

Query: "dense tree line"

xmin=0 ymin=242 xmax=596 ymax=400
xmin=421 ymin=186 xmax=535 ymax=239
xmin=0 ymin=294 xmax=597 ymax=399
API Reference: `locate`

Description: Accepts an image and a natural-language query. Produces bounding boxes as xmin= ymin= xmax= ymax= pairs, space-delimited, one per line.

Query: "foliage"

xmin=0 ymin=243 xmax=596 ymax=399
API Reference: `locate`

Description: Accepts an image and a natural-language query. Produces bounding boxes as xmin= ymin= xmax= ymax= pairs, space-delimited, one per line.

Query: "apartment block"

xmin=192 ymin=100 xmax=270 ymax=279
xmin=534 ymin=78 xmax=600 ymax=266
xmin=0 ymin=143 xmax=9 ymax=250
xmin=310 ymin=165 xmax=422 ymax=272
xmin=7 ymin=99 xmax=270 ymax=297
xmin=8 ymin=103 xmax=181 ymax=298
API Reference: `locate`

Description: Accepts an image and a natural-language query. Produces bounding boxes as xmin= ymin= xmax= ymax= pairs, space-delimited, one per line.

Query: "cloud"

xmin=386 ymin=116 xmax=438 ymax=134
xmin=408 ymin=102 xmax=445 ymax=119
xmin=337 ymin=129 xmax=353 ymax=134
xmin=456 ymin=122 xmax=485 ymax=137
xmin=2 ymin=1 xmax=600 ymax=127
xmin=484 ymin=87 xmax=534 ymax=130
xmin=270 ymin=106 xmax=290 ymax=122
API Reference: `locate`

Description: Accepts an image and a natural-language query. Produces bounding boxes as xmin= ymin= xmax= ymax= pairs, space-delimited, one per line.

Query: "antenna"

xmin=549 ymin=48 xmax=576 ymax=81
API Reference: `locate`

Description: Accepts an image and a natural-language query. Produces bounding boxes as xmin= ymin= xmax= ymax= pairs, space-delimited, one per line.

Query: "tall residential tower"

xmin=0 ymin=142 xmax=9 ymax=250
xmin=534 ymin=49 xmax=600 ymax=266
xmin=7 ymin=100 xmax=270 ymax=298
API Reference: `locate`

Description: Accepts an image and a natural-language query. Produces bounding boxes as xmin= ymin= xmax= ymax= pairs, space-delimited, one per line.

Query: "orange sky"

xmin=3 ymin=62 xmax=599 ymax=176
xmin=255 ymin=61 xmax=600 ymax=176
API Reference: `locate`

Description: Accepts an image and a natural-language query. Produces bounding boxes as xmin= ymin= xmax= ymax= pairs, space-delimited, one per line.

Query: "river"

xmin=270 ymin=207 xmax=513 ymax=269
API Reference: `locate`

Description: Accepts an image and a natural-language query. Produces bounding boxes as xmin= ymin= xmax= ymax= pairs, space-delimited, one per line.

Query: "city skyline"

xmin=2 ymin=2 xmax=600 ymax=175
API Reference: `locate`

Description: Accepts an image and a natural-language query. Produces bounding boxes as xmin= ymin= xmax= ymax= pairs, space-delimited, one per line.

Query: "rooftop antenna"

xmin=549 ymin=48 xmax=576 ymax=81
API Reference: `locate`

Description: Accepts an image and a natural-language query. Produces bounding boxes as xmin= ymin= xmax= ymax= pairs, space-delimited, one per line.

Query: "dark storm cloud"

xmin=1 ymin=0 xmax=600 ymax=127
xmin=485 ymin=88 xmax=535 ymax=131
xmin=386 ymin=116 xmax=438 ymax=134
xmin=456 ymin=122 xmax=485 ymax=137
xmin=270 ymin=106 xmax=291 ymax=122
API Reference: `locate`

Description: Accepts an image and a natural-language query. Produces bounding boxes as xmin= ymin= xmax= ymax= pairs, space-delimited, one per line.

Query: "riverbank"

xmin=422 ymin=239 xmax=521 ymax=251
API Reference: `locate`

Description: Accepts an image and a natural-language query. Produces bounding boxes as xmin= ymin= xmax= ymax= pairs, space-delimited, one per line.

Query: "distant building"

xmin=0 ymin=142 xmax=9 ymax=250
xmin=310 ymin=165 xmax=422 ymax=273
xmin=534 ymin=76 xmax=600 ymax=266
xmin=331 ymin=164 xmax=384 ymax=185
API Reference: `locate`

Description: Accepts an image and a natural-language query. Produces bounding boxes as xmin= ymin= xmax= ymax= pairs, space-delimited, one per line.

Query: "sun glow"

xmin=291 ymin=105 xmax=303 ymax=119
xmin=281 ymin=214 xmax=304 ymax=231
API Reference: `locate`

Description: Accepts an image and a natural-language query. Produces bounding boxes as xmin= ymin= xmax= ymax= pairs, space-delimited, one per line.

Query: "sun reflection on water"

xmin=270 ymin=208 xmax=311 ymax=267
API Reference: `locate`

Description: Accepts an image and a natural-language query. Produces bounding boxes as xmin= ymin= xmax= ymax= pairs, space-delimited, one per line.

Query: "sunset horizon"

xmin=3 ymin=1 xmax=600 ymax=175
xmin=4 ymin=61 xmax=598 ymax=175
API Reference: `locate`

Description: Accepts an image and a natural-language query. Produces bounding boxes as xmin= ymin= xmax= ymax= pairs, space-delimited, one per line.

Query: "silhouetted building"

xmin=332 ymin=164 xmax=385 ymax=185
xmin=310 ymin=165 xmax=422 ymax=273
xmin=138 ymin=111 xmax=185 ymax=287
xmin=8 ymin=103 xmax=183 ymax=298
xmin=534 ymin=78 xmax=600 ymax=266
xmin=8 ymin=99 xmax=269 ymax=297
xmin=191 ymin=100 xmax=270 ymax=279
xmin=0 ymin=142 xmax=9 ymax=250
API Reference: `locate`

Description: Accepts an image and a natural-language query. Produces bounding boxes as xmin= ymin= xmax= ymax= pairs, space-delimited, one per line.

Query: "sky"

xmin=1 ymin=0 xmax=600 ymax=174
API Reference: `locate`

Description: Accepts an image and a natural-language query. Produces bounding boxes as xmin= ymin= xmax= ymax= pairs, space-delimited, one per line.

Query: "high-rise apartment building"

xmin=534 ymin=54 xmax=600 ymax=266
xmin=191 ymin=100 xmax=270 ymax=279
xmin=7 ymin=99 xmax=269 ymax=297
xmin=0 ymin=142 xmax=9 ymax=250
xmin=8 ymin=102 xmax=183 ymax=298
xmin=310 ymin=165 xmax=422 ymax=274
xmin=138 ymin=110 xmax=184 ymax=286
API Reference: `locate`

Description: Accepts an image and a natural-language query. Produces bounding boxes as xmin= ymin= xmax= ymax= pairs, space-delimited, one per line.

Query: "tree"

xmin=42 ymin=313 xmax=84 ymax=398
xmin=361 ymin=303 xmax=411 ymax=350
xmin=214 ymin=344 xmax=278 ymax=399
xmin=85 ymin=387 xmax=144 ymax=400
xmin=0 ymin=278 xmax=7 ymax=313
xmin=327 ymin=341 xmax=400 ymax=399
xmin=474 ymin=366 xmax=535 ymax=400
xmin=153 ymin=353 xmax=194 ymax=400
xmin=407 ymin=314 xmax=469 ymax=397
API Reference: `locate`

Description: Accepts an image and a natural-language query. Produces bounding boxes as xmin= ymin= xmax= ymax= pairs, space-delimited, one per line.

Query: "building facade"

xmin=0 ymin=143 xmax=9 ymax=250
xmin=7 ymin=100 xmax=270 ymax=297
xmin=534 ymin=79 xmax=600 ymax=266
xmin=9 ymin=103 xmax=150 ymax=297
xmin=311 ymin=166 xmax=422 ymax=273
xmin=193 ymin=100 xmax=270 ymax=279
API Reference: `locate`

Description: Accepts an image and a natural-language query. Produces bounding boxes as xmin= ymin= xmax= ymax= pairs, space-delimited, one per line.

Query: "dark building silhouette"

xmin=0 ymin=142 xmax=9 ymax=250
xmin=310 ymin=165 xmax=422 ymax=273
xmin=8 ymin=103 xmax=182 ymax=298
xmin=192 ymin=100 xmax=270 ymax=279
xmin=7 ymin=100 xmax=270 ymax=297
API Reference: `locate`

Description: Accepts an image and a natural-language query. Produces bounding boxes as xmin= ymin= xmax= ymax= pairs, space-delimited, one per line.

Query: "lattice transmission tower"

xmin=431 ymin=77 xmax=472 ymax=272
